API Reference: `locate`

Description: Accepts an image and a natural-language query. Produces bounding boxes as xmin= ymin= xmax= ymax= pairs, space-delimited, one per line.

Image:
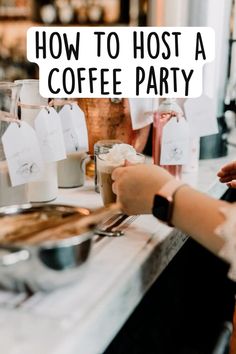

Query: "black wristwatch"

xmin=152 ymin=180 xmax=187 ymax=227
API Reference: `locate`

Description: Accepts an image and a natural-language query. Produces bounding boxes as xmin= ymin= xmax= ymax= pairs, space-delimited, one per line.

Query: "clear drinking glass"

xmin=94 ymin=139 xmax=123 ymax=193
xmin=0 ymin=82 xmax=28 ymax=206
xmin=97 ymin=152 xmax=145 ymax=205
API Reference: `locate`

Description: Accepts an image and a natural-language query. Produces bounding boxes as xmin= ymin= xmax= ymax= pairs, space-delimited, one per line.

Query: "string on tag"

xmin=18 ymin=102 xmax=49 ymax=111
xmin=49 ymin=99 xmax=77 ymax=109
xmin=160 ymin=111 xmax=182 ymax=122
xmin=18 ymin=102 xmax=50 ymax=114
xmin=18 ymin=99 xmax=77 ymax=112
xmin=0 ymin=110 xmax=21 ymax=127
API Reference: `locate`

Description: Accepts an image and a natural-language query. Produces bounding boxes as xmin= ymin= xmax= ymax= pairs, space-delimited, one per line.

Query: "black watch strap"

xmin=152 ymin=182 xmax=187 ymax=227
xmin=152 ymin=194 xmax=174 ymax=227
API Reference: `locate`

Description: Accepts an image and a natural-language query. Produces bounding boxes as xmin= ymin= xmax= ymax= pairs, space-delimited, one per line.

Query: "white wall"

xmin=148 ymin=0 xmax=232 ymax=116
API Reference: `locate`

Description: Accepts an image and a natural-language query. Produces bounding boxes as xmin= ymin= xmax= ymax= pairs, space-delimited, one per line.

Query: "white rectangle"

xmin=27 ymin=27 xmax=215 ymax=98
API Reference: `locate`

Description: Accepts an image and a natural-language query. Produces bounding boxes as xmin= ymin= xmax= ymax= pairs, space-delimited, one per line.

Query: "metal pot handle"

xmin=0 ymin=247 xmax=30 ymax=266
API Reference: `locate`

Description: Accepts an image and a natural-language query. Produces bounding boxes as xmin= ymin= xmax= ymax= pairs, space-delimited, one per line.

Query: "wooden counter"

xmin=0 ymin=149 xmax=234 ymax=354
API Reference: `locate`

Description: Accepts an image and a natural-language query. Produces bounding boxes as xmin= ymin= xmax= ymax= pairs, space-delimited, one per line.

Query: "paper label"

xmin=59 ymin=103 xmax=89 ymax=153
xmin=34 ymin=107 xmax=66 ymax=162
xmin=184 ymin=94 xmax=218 ymax=138
xmin=128 ymin=98 xmax=155 ymax=130
xmin=2 ymin=122 xmax=44 ymax=186
xmin=160 ymin=117 xmax=190 ymax=165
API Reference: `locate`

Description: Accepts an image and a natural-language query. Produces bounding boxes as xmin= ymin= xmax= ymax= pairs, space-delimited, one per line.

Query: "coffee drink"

xmin=97 ymin=144 xmax=145 ymax=205
xmin=99 ymin=170 xmax=116 ymax=205
xmin=94 ymin=139 xmax=122 ymax=193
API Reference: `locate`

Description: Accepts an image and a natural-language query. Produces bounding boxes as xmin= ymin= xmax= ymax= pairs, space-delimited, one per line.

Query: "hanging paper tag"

xmin=128 ymin=98 xmax=155 ymax=130
xmin=59 ymin=103 xmax=89 ymax=153
xmin=184 ymin=95 xmax=218 ymax=138
xmin=34 ymin=107 xmax=66 ymax=162
xmin=2 ymin=122 xmax=44 ymax=186
xmin=160 ymin=118 xmax=190 ymax=165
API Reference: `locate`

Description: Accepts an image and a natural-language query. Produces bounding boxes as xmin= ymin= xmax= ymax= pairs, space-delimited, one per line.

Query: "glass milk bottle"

xmin=0 ymin=82 xmax=28 ymax=207
xmin=16 ymin=79 xmax=58 ymax=202
xmin=152 ymin=98 xmax=184 ymax=179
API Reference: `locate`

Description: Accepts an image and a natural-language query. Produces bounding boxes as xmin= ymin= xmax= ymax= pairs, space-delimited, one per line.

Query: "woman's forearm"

xmin=112 ymin=163 xmax=229 ymax=257
xmin=172 ymin=186 xmax=227 ymax=255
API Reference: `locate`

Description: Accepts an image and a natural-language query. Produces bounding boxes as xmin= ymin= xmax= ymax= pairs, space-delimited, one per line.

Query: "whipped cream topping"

xmin=97 ymin=144 xmax=144 ymax=173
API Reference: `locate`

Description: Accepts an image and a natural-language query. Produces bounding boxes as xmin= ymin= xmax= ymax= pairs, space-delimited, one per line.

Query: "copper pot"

xmin=77 ymin=98 xmax=150 ymax=154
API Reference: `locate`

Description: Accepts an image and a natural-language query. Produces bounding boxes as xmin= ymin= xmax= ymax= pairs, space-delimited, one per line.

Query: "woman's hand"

xmin=111 ymin=164 xmax=173 ymax=215
xmin=217 ymin=161 xmax=236 ymax=188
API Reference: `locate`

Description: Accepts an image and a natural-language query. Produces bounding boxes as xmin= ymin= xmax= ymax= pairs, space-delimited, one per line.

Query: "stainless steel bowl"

xmin=0 ymin=203 xmax=119 ymax=292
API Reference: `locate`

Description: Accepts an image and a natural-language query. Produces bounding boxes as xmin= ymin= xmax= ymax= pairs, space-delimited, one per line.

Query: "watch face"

xmin=152 ymin=195 xmax=170 ymax=222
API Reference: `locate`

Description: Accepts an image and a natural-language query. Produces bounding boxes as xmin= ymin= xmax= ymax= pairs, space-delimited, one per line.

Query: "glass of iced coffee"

xmin=97 ymin=144 xmax=145 ymax=205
